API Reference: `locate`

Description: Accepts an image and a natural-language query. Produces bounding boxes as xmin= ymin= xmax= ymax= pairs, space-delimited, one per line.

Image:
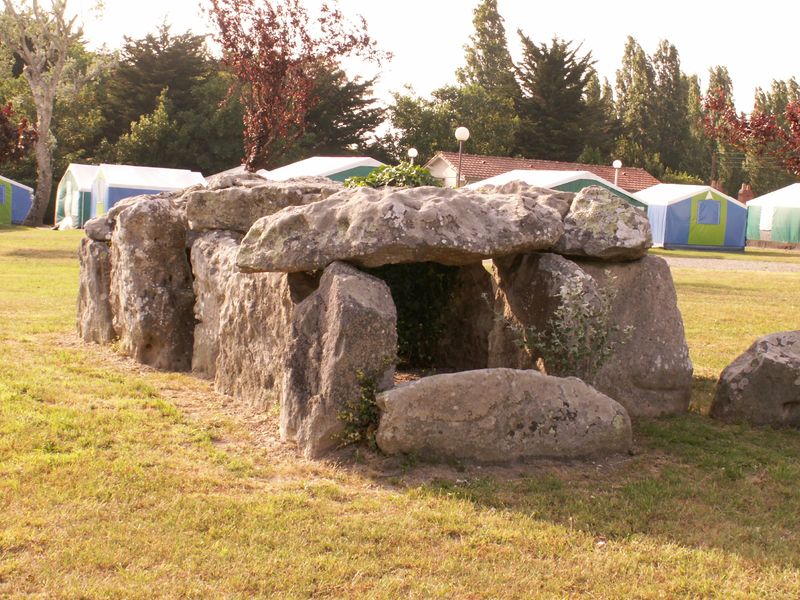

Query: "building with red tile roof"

xmin=424 ymin=151 xmax=661 ymax=193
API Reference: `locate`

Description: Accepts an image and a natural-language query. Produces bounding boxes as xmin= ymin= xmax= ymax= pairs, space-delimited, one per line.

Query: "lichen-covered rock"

xmin=77 ymin=238 xmax=116 ymax=344
xmin=282 ymin=261 xmax=397 ymax=458
xmin=190 ymin=230 xmax=243 ymax=377
xmin=554 ymin=186 xmax=652 ymax=260
xmin=711 ymin=331 xmax=800 ymax=426
xmin=376 ymin=368 xmax=632 ymax=463
xmin=237 ymin=185 xmax=565 ymax=273
xmin=186 ymin=177 xmax=343 ymax=233
xmin=110 ymin=198 xmax=195 ymax=370
xmin=490 ymin=253 xmax=692 ymax=417
xmin=214 ymin=270 xmax=318 ymax=409
xmin=472 ymin=181 xmax=574 ymax=218
xmin=579 ymin=256 xmax=692 ymax=417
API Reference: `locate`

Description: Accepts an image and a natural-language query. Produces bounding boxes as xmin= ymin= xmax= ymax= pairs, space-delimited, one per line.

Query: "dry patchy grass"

xmin=1 ymin=226 xmax=800 ymax=598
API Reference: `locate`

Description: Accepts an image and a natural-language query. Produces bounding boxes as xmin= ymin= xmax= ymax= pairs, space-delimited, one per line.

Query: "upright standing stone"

xmin=282 ymin=261 xmax=397 ymax=458
xmin=190 ymin=230 xmax=243 ymax=378
xmin=77 ymin=238 xmax=116 ymax=344
xmin=110 ymin=198 xmax=195 ymax=371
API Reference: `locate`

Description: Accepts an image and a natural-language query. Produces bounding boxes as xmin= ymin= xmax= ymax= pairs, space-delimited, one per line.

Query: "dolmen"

xmin=78 ymin=173 xmax=694 ymax=462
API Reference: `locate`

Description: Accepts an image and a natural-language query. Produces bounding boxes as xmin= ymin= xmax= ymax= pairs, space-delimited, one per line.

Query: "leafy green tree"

xmin=682 ymin=74 xmax=712 ymax=180
xmin=706 ymin=66 xmax=746 ymax=194
xmin=457 ymin=0 xmax=519 ymax=100
xmin=277 ymin=62 xmax=384 ymax=164
xmin=578 ymin=72 xmax=617 ymax=162
xmin=614 ymin=37 xmax=658 ymax=170
xmin=514 ymin=34 xmax=597 ymax=161
xmin=99 ymin=24 xmax=210 ymax=144
xmin=650 ymin=40 xmax=691 ymax=172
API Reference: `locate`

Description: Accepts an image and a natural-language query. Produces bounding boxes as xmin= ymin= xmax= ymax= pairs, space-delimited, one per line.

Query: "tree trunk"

xmin=24 ymin=129 xmax=53 ymax=226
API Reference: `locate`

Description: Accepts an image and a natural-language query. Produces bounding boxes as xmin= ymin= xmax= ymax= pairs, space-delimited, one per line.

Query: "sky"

xmin=70 ymin=0 xmax=799 ymax=113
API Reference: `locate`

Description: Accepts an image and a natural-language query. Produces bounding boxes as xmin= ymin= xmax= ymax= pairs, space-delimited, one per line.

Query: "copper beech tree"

xmin=704 ymin=89 xmax=800 ymax=176
xmin=0 ymin=102 xmax=37 ymax=164
xmin=208 ymin=0 xmax=383 ymax=171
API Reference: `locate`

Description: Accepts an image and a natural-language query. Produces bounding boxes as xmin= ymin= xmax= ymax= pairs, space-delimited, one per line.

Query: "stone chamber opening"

xmin=366 ymin=261 xmax=496 ymax=377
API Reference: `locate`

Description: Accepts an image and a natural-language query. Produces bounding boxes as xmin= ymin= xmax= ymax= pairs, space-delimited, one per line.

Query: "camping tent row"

xmin=56 ymin=164 xmax=205 ymax=229
xmin=0 ymin=175 xmax=33 ymax=225
xmin=746 ymin=183 xmax=800 ymax=245
xmin=635 ymin=184 xmax=748 ymax=250
xmin=56 ymin=157 xmax=385 ymax=228
xmin=465 ymin=169 xmax=647 ymax=209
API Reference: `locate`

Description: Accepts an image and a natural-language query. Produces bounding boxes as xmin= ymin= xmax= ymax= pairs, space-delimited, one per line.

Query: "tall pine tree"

xmin=650 ymin=40 xmax=690 ymax=172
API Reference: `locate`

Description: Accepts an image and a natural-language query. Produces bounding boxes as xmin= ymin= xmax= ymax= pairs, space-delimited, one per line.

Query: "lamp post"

xmin=612 ymin=159 xmax=622 ymax=187
xmin=407 ymin=147 xmax=418 ymax=165
xmin=454 ymin=126 xmax=470 ymax=188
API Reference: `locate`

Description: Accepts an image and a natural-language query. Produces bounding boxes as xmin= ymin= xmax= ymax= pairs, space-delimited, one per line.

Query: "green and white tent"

xmin=258 ymin=156 xmax=383 ymax=182
xmin=465 ymin=169 xmax=647 ymax=209
xmin=55 ymin=164 xmax=99 ymax=229
xmin=746 ymin=183 xmax=800 ymax=245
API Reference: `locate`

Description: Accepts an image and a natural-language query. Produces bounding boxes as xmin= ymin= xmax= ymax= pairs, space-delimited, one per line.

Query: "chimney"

xmin=738 ymin=183 xmax=754 ymax=204
xmin=710 ymin=180 xmax=725 ymax=194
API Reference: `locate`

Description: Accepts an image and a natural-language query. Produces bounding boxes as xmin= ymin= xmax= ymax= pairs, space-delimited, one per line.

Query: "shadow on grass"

xmin=394 ymin=414 xmax=800 ymax=570
xmin=2 ymin=247 xmax=78 ymax=260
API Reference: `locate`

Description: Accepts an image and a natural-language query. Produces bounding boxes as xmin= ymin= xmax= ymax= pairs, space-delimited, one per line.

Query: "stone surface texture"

xmin=554 ymin=186 xmax=652 ymax=260
xmin=214 ymin=270 xmax=318 ymax=410
xmin=473 ymin=182 xmax=574 ymax=218
xmin=77 ymin=238 xmax=116 ymax=344
xmin=711 ymin=331 xmax=800 ymax=426
xmin=490 ymin=253 xmax=692 ymax=417
xmin=190 ymin=230 xmax=243 ymax=377
xmin=376 ymin=368 xmax=632 ymax=463
xmin=110 ymin=198 xmax=195 ymax=371
xmin=186 ymin=177 xmax=342 ymax=233
xmin=281 ymin=261 xmax=397 ymax=459
xmin=237 ymin=185 xmax=566 ymax=273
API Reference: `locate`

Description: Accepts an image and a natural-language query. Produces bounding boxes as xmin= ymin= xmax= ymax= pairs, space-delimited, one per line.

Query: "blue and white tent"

xmin=635 ymin=184 xmax=747 ymax=250
xmin=0 ymin=174 xmax=33 ymax=225
xmin=91 ymin=164 xmax=206 ymax=218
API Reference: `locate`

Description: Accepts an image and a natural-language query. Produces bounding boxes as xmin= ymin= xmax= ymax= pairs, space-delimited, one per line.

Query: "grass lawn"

xmin=2 ymin=225 xmax=800 ymax=598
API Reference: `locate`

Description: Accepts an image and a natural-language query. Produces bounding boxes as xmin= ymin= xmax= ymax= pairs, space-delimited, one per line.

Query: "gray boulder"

xmin=237 ymin=185 xmax=565 ymax=273
xmin=554 ymin=186 xmax=652 ymax=261
xmin=185 ymin=177 xmax=343 ymax=233
xmin=472 ymin=181 xmax=574 ymax=218
xmin=77 ymin=238 xmax=116 ymax=344
xmin=376 ymin=368 xmax=632 ymax=463
xmin=110 ymin=198 xmax=195 ymax=370
xmin=214 ymin=270 xmax=318 ymax=410
xmin=281 ymin=261 xmax=397 ymax=458
xmin=711 ymin=331 xmax=800 ymax=426
xmin=190 ymin=230 xmax=243 ymax=377
xmin=490 ymin=253 xmax=692 ymax=418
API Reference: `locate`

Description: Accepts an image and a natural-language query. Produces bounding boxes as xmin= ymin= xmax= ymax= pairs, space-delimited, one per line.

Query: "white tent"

xmin=465 ymin=169 xmax=645 ymax=208
xmin=55 ymin=164 xmax=99 ymax=229
xmin=746 ymin=183 xmax=800 ymax=244
xmin=258 ymin=156 xmax=383 ymax=182
xmin=91 ymin=164 xmax=206 ymax=217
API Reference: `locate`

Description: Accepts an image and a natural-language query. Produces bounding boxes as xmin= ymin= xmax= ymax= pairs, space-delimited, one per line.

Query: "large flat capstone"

xmin=236 ymin=185 xmax=566 ymax=273
xmin=376 ymin=368 xmax=632 ymax=463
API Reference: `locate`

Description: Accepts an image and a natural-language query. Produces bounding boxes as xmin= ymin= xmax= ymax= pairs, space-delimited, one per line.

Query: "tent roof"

xmin=0 ymin=174 xmax=33 ymax=192
xmin=466 ymin=169 xmax=633 ymax=196
xmin=636 ymin=183 xmax=745 ymax=208
xmin=97 ymin=164 xmax=206 ymax=190
xmin=64 ymin=163 xmax=99 ymax=191
xmin=749 ymin=183 xmax=800 ymax=208
xmin=259 ymin=156 xmax=383 ymax=181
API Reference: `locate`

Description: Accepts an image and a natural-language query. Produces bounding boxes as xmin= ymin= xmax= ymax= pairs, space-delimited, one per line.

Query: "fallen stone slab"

xmin=77 ymin=238 xmax=116 ymax=344
xmin=185 ymin=177 xmax=342 ymax=233
xmin=554 ymin=186 xmax=652 ymax=261
xmin=237 ymin=185 xmax=565 ymax=273
xmin=711 ymin=331 xmax=800 ymax=426
xmin=376 ymin=368 xmax=631 ymax=463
